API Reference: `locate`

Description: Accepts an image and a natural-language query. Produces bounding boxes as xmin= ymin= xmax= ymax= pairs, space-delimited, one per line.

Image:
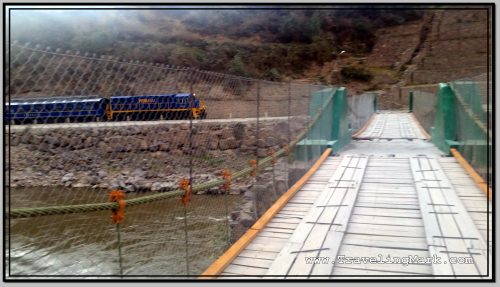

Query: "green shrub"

xmin=228 ymin=54 xmax=248 ymax=77
xmin=340 ymin=65 xmax=373 ymax=82
xmin=263 ymin=68 xmax=282 ymax=81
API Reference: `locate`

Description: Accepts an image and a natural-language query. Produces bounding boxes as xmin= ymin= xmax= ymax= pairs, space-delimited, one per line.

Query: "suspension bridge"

xmin=201 ymin=85 xmax=492 ymax=279
xmin=6 ymin=41 xmax=492 ymax=280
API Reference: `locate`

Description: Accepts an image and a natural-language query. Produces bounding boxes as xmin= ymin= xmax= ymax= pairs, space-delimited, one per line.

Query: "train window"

xmin=66 ymin=103 xmax=74 ymax=111
xmin=55 ymin=104 xmax=64 ymax=111
xmin=76 ymin=103 xmax=83 ymax=110
xmin=33 ymin=105 xmax=43 ymax=112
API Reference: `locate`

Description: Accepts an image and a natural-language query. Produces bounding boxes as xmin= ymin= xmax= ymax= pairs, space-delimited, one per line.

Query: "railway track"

xmin=7 ymin=116 xmax=298 ymax=131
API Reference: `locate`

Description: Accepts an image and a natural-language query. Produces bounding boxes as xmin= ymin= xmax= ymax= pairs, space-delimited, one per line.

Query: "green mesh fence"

xmin=408 ymin=85 xmax=439 ymax=133
xmin=411 ymin=74 xmax=491 ymax=185
xmin=347 ymin=92 xmax=377 ymax=132
xmin=450 ymin=75 xmax=492 ymax=185
xmin=294 ymin=87 xmax=351 ymax=162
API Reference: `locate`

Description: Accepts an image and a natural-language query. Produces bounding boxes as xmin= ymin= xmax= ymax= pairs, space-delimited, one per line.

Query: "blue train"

xmin=6 ymin=93 xmax=207 ymax=124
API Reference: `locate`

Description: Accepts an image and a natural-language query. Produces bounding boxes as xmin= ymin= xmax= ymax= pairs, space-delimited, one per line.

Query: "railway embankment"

xmin=8 ymin=118 xmax=305 ymax=192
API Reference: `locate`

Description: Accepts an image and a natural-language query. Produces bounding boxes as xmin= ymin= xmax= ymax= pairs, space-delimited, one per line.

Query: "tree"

xmin=305 ymin=12 xmax=322 ymax=42
xmin=278 ymin=14 xmax=301 ymax=43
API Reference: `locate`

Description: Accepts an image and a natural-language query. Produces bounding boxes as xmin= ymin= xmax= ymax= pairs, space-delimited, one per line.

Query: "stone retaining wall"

xmin=8 ymin=119 xmax=306 ymax=192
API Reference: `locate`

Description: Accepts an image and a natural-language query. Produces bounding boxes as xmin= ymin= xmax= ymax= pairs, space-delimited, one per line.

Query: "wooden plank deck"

xmin=266 ymin=155 xmax=368 ymax=277
xmin=354 ymin=112 xmax=427 ymax=139
xmin=410 ymin=156 xmax=489 ymax=276
xmin=210 ymin=111 xmax=491 ymax=279
xmin=330 ymin=157 xmax=432 ymax=277
xmin=219 ymin=156 xmax=342 ymax=277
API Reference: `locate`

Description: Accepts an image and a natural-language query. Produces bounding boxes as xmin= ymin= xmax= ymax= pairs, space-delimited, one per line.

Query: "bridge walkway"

xmin=204 ymin=111 xmax=492 ymax=279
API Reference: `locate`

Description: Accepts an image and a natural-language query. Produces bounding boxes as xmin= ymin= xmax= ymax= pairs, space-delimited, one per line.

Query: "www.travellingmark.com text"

xmin=305 ymin=254 xmax=474 ymax=265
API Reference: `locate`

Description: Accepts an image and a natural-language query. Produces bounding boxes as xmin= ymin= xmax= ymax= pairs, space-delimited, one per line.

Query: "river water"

xmin=7 ymin=187 xmax=242 ymax=277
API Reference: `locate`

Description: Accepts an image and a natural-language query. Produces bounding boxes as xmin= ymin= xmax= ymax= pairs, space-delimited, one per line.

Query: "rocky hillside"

xmin=8 ymin=7 xmax=491 ymax=104
xmin=407 ymin=9 xmax=490 ymax=84
xmin=9 ymin=8 xmax=423 ymax=82
xmin=360 ymin=8 xmax=491 ymax=108
xmin=358 ymin=8 xmax=490 ymax=85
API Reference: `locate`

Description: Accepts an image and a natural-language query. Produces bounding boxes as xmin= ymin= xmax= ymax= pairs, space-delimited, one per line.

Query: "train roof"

xmin=110 ymin=93 xmax=192 ymax=99
xmin=7 ymin=96 xmax=103 ymax=105
xmin=174 ymin=93 xmax=192 ymax=97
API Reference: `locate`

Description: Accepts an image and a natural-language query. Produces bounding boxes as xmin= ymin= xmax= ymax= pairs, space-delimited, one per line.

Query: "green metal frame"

xmin=295 ymin=87 xmax=351 ymax=161
xmin=431 ymin=83 xmax=458 ymax=154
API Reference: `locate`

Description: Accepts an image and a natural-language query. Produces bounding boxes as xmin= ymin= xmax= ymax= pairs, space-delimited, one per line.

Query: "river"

xmin=7 ymin=187 xmax=242 ymax=277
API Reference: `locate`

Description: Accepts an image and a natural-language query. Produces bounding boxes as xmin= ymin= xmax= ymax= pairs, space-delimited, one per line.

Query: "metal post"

xmin=253 ymin=80 xmax=261 ymax=219
xmin=183 ymin=68 xmax=196 ymax=276
xmin=409 ymin=91 xmax=414 ymax=113
xmin=224 ymin=181 xmax=231 ymax=247
xmin=116 ymin=224 xmax=124 ymax=277
xmin=287 ymin=81 xmax=291 ymax=145
xmin=307 ymin=84 xmax=312 ymax=163
xmin=256 ymin=81 xmax=261 ymax=166
xmin=285 ymin=81 xmax=292 ymax=192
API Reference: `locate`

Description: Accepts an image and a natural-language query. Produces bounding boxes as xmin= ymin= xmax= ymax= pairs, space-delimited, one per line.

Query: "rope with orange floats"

xmin=282 ymin=143 xmax=290 ymax=156
xmin=109 ymin=190 xmax=126 ymax=224
xmin=249 ymin=159 xmax=258 ymax=177
xmin=267 ymin=148 xmax=277 ymax=166
xmin=221 ymin=169 xmax=232 ymax=193
xmin=179 ymin=178 xmax=192 ymax=206
xmin=109 ymin=189 xmax=125 ymax=276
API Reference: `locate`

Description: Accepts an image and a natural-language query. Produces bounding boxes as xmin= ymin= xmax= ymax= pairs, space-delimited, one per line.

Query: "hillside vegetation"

xmin=10 ymin=9 xmax=423 ymax=83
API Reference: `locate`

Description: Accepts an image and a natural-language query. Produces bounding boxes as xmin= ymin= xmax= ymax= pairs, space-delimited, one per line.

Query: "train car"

xmin=6 ymin=96 xmax=108 ymax=124
xmin=5 ymin=93 xmax=207 ymax=124
xmin=106 ymin=93 xmax=206 ymax=121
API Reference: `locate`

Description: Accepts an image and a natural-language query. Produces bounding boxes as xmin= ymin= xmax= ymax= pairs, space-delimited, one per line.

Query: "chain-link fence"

xmin=5 ymin=42 xmax=336 ymax=278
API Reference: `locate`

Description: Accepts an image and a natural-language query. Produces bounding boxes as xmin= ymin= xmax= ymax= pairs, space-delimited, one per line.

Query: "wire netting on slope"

xmin=5 ymin=42 xmax=330 ymax=278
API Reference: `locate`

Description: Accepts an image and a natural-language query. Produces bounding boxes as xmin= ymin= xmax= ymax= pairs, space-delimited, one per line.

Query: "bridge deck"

xmin=213 ymin=111 xmax=491 ymax=279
